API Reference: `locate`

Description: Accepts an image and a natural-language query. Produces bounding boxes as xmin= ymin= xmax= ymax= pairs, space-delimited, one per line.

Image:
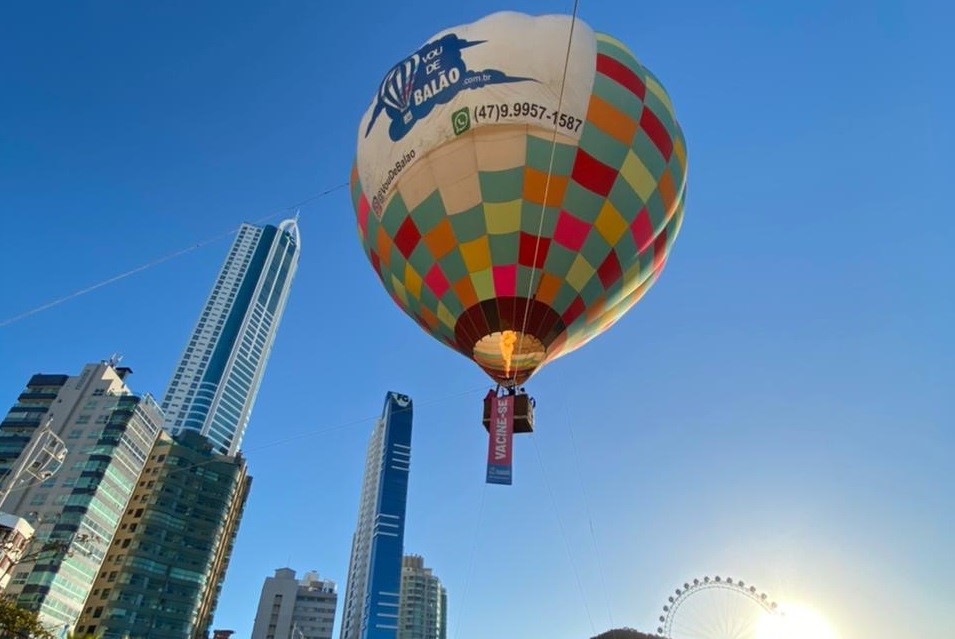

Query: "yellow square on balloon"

xmin=460 ymin=236 xmax=491 ymax=272
xmin=566 ymin=255 xmax=595 ymax=293
xmin=484 ymin=200 xmax=521 ymax=235
xmin=404 ymin=263 xmax=423 ymax=300
xmin=620 ymin=151 xmax=656 ymax=202
xmin=594 ymin=201 xmax=628 ymax=246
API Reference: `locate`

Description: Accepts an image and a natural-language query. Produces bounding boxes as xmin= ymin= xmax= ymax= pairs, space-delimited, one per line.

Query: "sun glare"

xmin=755 ymin=603 xmax=839 ymax=639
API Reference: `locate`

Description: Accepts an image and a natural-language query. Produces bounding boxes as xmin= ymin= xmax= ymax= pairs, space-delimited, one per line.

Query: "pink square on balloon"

xmin=424 ymin=263 xmax=450 ymax=298
xmin=553 ymin=210 xmax=590 ymax=251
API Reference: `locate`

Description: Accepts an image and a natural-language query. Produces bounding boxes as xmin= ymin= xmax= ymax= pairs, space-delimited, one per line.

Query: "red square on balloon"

xmin=653 ymin=227 xmax=668 ymax=270
xmin=597 ymin=250 xmax=622 ymax=288
xmin=394 ymin=217 xmax=421 ymax=259
xmin=562 ymin=296 xmax=586 ymax=325
xmin=596 ymin=53 xmax=646 ymax=101
xmin=630 ymin=207 xmax=654 ymax=253
xmin=571 ymin=149 xmax=617 ymax=196
xmin=519 ymin=232 xmax=550 ymax=269
xmin=493 ymin=264 xmax=517 ymax=297
xmin=640 ymin=108 xmax=673 ymax=161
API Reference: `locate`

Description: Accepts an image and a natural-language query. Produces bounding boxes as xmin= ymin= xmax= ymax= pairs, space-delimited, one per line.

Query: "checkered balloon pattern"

xmin=351 ymin=28 xmax=687 ymax=386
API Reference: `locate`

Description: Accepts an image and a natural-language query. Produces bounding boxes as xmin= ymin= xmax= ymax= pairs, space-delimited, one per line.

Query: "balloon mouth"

xmin=454 ymin=296 xmax=565 ymax=386
xmin=473 ymin=331 xmax=546 ymax=386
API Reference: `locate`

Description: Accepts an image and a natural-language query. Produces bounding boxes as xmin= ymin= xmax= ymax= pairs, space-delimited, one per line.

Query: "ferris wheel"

xmin=656 ymin=575 xmax=779 ymax=639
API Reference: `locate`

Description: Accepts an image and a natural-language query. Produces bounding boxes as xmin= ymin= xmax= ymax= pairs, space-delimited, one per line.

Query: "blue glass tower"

xmin=339 ymin=392 xmax=413 ymax=639
xmin=160 ymin=218 xmax=300 ymax=455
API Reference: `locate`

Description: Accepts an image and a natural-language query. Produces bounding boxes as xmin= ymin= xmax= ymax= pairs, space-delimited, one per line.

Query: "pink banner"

xmin=486 ymin=394 xmax=514 ymax=485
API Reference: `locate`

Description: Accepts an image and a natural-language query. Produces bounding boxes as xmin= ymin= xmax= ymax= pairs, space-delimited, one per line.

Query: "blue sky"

xmin=1 ymin=1 xmax=952 ymax=638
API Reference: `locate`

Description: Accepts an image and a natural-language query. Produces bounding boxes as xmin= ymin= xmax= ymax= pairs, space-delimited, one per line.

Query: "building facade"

xmin=339 ymin=392 xmax=413 ymax=639
xmin=161 ymin=218 xmax=300 ymax=455
xmin=397 ymin=556 xmax=446 ymax=639
xmin=0 ymin=513 xmax=34 ymax=591
xmin=74 ymin=430 xmax=251 ymax=639
xmin=250 ymin=568 xmax=337 ymax=639
xmin=0 ymin=362 xmax=163 ymax=633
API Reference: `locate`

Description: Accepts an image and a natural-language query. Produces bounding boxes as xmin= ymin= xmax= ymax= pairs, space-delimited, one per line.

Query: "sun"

xmin=755 ymin=603 xmax=839 ymax=639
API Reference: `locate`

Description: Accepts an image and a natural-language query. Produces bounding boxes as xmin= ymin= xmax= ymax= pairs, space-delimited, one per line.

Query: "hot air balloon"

xmin=350 ymin=11 xmax=687 ymax=484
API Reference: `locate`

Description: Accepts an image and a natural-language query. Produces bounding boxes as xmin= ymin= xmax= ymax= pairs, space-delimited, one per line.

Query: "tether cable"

xmin=0 ymin=183 xmax=348 ymax=329
xmin=511 ymin=0 xmax=581 ymax=387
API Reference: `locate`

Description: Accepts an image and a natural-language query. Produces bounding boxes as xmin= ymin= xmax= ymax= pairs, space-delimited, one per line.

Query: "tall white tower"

xmin=160 ymin=218 xmax=300 ymax=455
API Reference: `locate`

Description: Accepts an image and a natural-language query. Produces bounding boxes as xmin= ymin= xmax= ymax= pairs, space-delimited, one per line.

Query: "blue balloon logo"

xmin=379 ymin=55 xmax=421 ymax=115
xmin=364 ymin=33 xmax=535 ymax=141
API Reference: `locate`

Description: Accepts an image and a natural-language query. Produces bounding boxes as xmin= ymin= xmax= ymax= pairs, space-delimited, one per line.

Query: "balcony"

xmin=17 ymin=392 xmax=57 ymax=402
xmin=1 ymin=417 xmax=41 ymax=429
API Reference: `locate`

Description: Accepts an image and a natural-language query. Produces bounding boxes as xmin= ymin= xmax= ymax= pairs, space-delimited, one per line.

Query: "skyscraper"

xmin=0 ymin=362 xmax=164 ymax=633
xmin=397 ymin=555 xmax=447 ymax=639
xmin=75 ymin=430 xmax=251 ymax=639
xmin=250 ymin=568 xmax=337 ymax=639
xmin=161 ymin=218 xmax=300 ymax=455
xmin=339 ymin=392 xmax=413 ymax=639
xmin=74 ymin=218 xmax=299 ymax=636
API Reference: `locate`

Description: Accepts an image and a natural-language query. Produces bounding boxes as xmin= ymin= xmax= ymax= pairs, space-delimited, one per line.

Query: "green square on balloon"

xmin=561 ymin=181 xmax=605 ymax=225
xmin=479 ymin=167 xmax=524 ymax=203
xmin=380 ymin=194 xmax=410 ymax=236
xmin=519 ymin=201 xmax=559 ymax=237
xmin=631 ymin=129 xmax=667 ymax=180
xmin=591 ymin=73 xmax=643 ymax=122
xmin=525 ymin=135 xmax=576 ymax=175
xmin=580 ymin=230 xmax=612 ymax=271
xmin=579 ymin=124 xmax=629 ymax=171
xmin=449 ymin=205 xmax=487 ymax=243
xmin=579 ymin=275 xmax=606 ymax=306
xmin=542 ymin=243 xmax=577 ymax=281
xmin=409 ymin=191 xmax=448 ymax=235
xmin=487 ymin=231 xmax=518 ymax=265
xmin=438 ymin=250 xmax=469 ymax=291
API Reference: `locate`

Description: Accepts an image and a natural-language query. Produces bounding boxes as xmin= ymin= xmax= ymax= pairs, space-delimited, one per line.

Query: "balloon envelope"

xmin=351 ymin=11 xmax=687 ymax=386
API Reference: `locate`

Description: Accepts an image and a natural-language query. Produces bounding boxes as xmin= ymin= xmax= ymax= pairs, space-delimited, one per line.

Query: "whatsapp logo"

xmin=452 ymin=107 xmax=471 ymax=135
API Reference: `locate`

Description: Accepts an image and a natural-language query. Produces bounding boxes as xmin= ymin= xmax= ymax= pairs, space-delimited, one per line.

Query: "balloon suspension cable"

xmin=511 ymin=0 xmax=581 ymax=388
xmin=529 ymin=430 xmax=597 ymax=635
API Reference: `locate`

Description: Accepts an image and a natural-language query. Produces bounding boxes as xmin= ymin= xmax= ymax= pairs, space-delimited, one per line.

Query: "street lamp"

xmin=0 ymin=416 xmax=68 ymax=509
